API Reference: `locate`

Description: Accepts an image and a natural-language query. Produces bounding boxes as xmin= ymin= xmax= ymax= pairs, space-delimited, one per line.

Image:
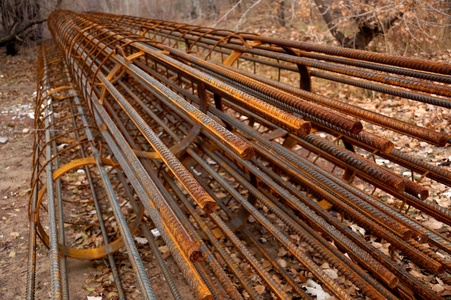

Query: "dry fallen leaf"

xmin=303 ymin=279 xmax=331 ymax=300
xmin=425 ymin=218 xmax=443 ymax=230
xmin=255 ymin=285 xmax=265 ymax=295
xmin=278 ymin=248 xmax=288 ymax=257
xmin=432 ymin=284 xmax=445 ymax=293
xmin=298 ymin=272 xmax=307 ymax=284
xmin=262 ymin=260 xmax=272 ymax=269
xmin=350 ymin=224 xmax=366 ymax=236
xmin=158 ymin=245 xmax=171 ymax=259
xmin=134 ymin=237 xmax=148 ymax=244
xmin=107 ymin=291 xmax=118 ymax=298
xmin=277 ymin=258 xmax=287 ymax=268
xmin=323 ymin=268 xmax=338 ymax=280
xmin=409 ymin=269 xmax=424 ymax=278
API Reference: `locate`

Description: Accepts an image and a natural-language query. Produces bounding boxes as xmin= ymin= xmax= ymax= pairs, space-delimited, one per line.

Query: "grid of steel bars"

xmin=27 ymin=10 xmax=451 ymax=300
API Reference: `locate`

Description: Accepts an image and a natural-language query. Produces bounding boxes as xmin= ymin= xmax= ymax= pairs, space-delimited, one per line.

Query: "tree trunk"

xmin=190 ymin=0 xmax=200 ymax=19
xmin=206 ymin=0 xmax=219 ymax=20
xmin=313 ymin=0 xmax=402 ymax=49
xmin=0 ymin=17 xmax=47 ymax=47
xmin=446 ymin=0 xmax=451 ymax=36
xmin=0 ymin=0 xmax=45 ymax=54
xmin=277 ymin=0 xmax=286 ymax=27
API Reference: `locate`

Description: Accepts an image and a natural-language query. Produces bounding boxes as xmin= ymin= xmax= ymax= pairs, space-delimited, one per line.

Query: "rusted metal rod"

xmin=28 ymin=10 xmax=451 ymax=300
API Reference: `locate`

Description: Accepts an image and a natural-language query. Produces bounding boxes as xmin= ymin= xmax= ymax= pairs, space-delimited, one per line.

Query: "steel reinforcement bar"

xmin=88 ymin=10 xmax=451 ymax=231
xmin=27 ymin=10 xmax=451 ymax=300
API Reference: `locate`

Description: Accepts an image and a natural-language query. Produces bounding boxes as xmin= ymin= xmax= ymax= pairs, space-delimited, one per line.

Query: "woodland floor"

xmin=0 ymin=46 xmax=38 ymax=299
xmin=1 ymin=39 xmax=451 ymax=299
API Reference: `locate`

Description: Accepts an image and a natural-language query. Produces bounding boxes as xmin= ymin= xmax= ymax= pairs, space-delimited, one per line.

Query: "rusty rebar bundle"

xmin=27 ymin=10 xmax=451 ymax=300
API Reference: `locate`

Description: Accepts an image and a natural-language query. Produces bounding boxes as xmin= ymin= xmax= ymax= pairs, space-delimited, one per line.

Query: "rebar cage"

xmin=27 ymin=10 xmax=451 ymax=300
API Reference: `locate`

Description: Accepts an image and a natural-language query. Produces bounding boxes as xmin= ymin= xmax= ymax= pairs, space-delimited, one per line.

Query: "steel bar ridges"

xmin=90 ymin=12 xmax=450 ymax=139
xmin=89 ymin=13 xmax=451 ymax=101
xmin=91 ymin=12 xmax=451 ymax=225
xmin=27 ymin=9 xmax=451 ymax=300
xmin=29 ymin=40 xmax=157 ymax=299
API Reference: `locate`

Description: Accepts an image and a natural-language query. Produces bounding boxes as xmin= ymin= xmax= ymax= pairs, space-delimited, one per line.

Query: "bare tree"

xmin=313 ymin=0 xmax=402 ymax=49
xmin=312 ymin=0 xmax=451 ymax=49
xmin=1 ymin=0 xmax=449 ymax=55
xmin=277 ymin=0 xmax=286 ymax=27
xmin=189 ymin=0 xmax=201 ymax=19
xmin=204 ymin=0 xmax=219 ymax=20
xmin=0 ymin=0 xmax=46 ymax=54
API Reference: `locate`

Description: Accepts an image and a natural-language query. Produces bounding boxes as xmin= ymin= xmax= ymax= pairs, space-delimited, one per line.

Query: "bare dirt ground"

xmin=0 ymin=46 xmax=38 ymax=299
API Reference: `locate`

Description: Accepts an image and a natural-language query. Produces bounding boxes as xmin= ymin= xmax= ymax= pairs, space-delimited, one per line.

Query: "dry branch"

xmin=0 ymin=18 xmax=47 ymax=47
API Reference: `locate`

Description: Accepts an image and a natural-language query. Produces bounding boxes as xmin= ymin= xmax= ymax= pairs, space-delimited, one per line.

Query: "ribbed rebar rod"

xmin=30 ymin=10 xmax=451 ymax=300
